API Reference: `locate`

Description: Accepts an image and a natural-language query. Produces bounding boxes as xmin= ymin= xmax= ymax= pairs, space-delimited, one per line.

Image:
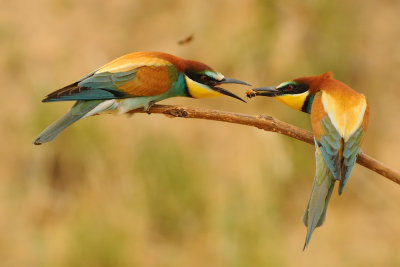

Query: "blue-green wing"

xmin=339 ymin=126 xmax=364 ymax=194
xmin=316 ymin=116 xmax=342 ymax=180
xmin=316 ymin=116 xmax=364 ymax=195
xmin=302 ymin=140 xmax=335 ymax=250
xmin=42 ymin=69 xmax=137 ymax=102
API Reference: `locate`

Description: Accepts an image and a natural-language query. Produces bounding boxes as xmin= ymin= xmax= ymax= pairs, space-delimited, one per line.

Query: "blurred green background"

xmin=1 ymin=0 xmax=400 ymax=266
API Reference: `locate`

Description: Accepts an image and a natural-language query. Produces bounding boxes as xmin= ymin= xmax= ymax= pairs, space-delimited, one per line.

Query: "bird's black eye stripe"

xmin=185 ymin=71 xmax=217 ymax=85
xmin=282 ymin=83 xmax=308 ymax=94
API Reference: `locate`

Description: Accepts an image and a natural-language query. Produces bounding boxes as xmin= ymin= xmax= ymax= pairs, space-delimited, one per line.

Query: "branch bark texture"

xmin=128 ymin=104 xmax=400 ymax=185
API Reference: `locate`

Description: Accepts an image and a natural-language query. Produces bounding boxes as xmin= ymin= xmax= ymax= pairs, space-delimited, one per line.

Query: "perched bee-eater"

xmin=247 ymin=72 xmax=369 ymax=249
xmin=34 ymin=52 xmax=249 ymax=145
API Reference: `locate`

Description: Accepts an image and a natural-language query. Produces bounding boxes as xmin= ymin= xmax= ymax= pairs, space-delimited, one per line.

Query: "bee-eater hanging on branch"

xmin=247 ymin=72 xmax=369 ymax=249
xmin=33 ymin=52 xmax=250 ymax=145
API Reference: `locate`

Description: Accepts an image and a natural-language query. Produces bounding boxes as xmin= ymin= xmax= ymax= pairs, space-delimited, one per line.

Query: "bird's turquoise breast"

xmin=302 ymin=94 xmax=315 ymax=113
xmin=166 ymin=71 xmax=190 ymax=97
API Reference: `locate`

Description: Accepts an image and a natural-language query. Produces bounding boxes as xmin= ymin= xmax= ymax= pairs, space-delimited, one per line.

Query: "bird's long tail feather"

xmin=33 ymin=100 xmax=113 ymax=145
xmin=302 ymin=145 xmax=335 ymax=250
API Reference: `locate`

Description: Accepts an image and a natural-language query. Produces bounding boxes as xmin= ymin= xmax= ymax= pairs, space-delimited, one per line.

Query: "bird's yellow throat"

xmin=185 ymin=76 xmax=221 ymax=98
xmin=275 ymin=91 xmax=309 ymax=111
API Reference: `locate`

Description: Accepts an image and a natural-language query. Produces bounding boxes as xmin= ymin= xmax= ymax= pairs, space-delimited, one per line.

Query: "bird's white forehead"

xmin=204 ymin=70 xmax=224 ymax=81
xmin=277 ymin=81 xmax=295 ymax=88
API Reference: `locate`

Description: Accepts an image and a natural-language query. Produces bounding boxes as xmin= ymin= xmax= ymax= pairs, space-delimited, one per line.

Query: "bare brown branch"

xmin=128 ymin=104 xmax=400 ymax=185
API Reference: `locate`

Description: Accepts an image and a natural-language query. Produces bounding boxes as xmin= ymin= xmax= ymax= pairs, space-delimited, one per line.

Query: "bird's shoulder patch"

xmin=119 ymin=65 xmax=178 ymax=96
xmin=320 ymin=87 xmax=367 ymax=141
xmin=96 ymin=52 xmax=172 ymax=74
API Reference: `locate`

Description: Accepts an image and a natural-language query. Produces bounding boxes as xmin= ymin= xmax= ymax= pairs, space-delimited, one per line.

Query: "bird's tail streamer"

xmin=302 ymin=143 xmax=335 ymax=250
xmin=33 ymin=100 xmax=110 ymax=145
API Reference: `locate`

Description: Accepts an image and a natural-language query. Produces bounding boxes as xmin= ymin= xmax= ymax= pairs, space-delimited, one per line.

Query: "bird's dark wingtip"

xmin=33 ymin=140 xmax=42 ymax=145
xmin=338 ymin=181 xmax=345 ymax=195
xmin=338 ymin=188 xmax=343 ymax=195
xmin=303 ymin=229 xmax=313 ymax=251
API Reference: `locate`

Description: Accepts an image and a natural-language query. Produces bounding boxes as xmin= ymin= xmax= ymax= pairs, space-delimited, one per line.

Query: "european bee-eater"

xmin=247 ymin=72 xmax=369 ymax=249
xmin=34 ymin=51 xmax=249 ymax=145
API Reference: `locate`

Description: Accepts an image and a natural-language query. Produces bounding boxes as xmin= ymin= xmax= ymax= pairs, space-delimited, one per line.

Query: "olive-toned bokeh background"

xmin=1 ymin=0 xmax=400 ymax=266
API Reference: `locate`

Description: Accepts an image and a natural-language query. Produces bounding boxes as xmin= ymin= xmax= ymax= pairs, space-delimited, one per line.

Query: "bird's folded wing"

xmin=43 ymin=58 xmax=178 ymax=102
xmin=312 ymin=91 xmax=368 ymax=194
xmin=339 ymin=126 xmax=364 ymax=194
xmin=317 ymin=115 xmax=342 ymax=180
xmin=311 ymin=93 xmax=342 ymax=180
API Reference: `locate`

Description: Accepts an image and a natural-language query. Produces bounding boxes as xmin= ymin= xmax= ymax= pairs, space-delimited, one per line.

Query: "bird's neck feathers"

xmin=295 ymin=72 xmax=334 ymax=94
xmin=183 ymin=60 xmax=215 ymax=73
xmin=145 ymin=54 xmax=221 ymax=98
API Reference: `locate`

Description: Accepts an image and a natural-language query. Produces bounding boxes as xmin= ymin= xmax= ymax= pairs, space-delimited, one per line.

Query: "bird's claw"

xmin=144 ymin=101 xmax=155 ymax=114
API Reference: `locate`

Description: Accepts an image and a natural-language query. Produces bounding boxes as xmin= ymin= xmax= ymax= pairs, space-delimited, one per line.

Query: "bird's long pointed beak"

xmin=212 ymin=86 xmax=247 ymax=103
xmin=246 ymin=86 xmax=280 ymax=98
xmin=212 ymin=77 xmax=250 ymax=103
xmin=219 ymin=77 xmax=252 ymax=86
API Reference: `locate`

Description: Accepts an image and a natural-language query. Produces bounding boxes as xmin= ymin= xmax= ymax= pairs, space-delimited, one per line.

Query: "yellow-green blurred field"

xmin=1 ymin=0 xmax=400 ymax=266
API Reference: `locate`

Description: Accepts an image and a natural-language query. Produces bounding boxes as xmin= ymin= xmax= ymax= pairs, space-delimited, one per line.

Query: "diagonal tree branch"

xmin=128 ymin=104 xmax=400 ymax=185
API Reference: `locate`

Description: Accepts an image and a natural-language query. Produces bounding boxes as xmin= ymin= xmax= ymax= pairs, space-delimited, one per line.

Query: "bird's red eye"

xmin=287 ymin=84 xmax=294 ymax=90
xmin=201 ymin=75 xmax=208 ymax=82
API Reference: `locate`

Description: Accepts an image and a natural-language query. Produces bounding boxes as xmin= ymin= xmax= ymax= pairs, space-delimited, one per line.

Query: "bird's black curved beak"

xmin=219 ymin=77 xmax=252 ymax=86
xmin=246 ymin=86 xmax=280 ymax=98
xmin=213 ymin=77 xmax=251 ymax=103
